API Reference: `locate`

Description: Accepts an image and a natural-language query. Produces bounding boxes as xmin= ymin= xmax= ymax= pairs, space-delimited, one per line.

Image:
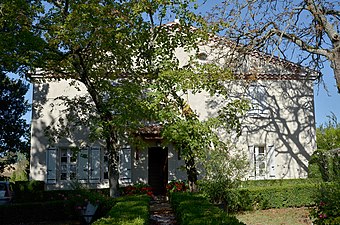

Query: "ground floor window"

xmin=248 ymin=145 xmax=275 ymax=179
xmin=46 ymin=147 xmax=106 ymax=184
xmin=46 ymin=146 xmax=131 ymax=185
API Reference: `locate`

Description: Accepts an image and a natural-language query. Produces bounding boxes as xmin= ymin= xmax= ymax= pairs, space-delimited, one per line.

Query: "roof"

xmin=136 ymin=125 xmax=162 ymax=140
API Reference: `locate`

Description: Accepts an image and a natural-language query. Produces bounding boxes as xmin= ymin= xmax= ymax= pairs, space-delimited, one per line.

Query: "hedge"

xmin=0 ymin=201 xmax=75 ymax=224
xmin=240 ymin=178 xmax=321 ymax=188
xmin=224 ymin=183 xmax=318 ymax=212
xmin=93 ymin=195 xmax=150 ymax=225
xmin=170 ymin=192 xmax=246 ymax=225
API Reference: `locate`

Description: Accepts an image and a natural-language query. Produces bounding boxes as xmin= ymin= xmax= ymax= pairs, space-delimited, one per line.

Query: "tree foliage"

xmin=150 ymin=64 xmax=250 ymax=191
xmin=30 ymin=0 xmax=208 ymax=196
xmin=317 ymin=114 xmax=340 ymax=150
xmin=0 ymin=0 xmax=45 ymax=75
xmin=208 ymin=0 xmax=340 ymax=91
xmin=2 ymin=0 xmax=251 ymax=196
xmin=0 ymin=72 xmax=30 ymax=175
xmin=309 ymin=114 xmax=340 ymax=181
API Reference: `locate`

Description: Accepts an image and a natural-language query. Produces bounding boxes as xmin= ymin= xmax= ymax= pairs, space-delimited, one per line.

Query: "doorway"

xmin=148 ymin=147 xmax=168 ymax=195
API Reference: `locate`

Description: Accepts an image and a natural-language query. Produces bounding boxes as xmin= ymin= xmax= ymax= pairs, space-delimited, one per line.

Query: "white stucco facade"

xmin=29 ymin=42 xmax=317 ymax=190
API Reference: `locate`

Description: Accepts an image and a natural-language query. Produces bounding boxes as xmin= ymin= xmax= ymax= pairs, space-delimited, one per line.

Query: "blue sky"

xmin=314 ymin=65 xmax=340 ymax=126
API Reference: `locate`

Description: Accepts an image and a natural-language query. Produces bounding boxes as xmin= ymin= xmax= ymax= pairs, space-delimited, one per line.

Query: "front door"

xmin=148 ymin=147 xmax=168 ymax=195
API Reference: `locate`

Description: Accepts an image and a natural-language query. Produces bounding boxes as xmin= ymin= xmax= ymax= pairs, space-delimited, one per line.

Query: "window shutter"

xmin=46 ymin=148 xmax=57 ymax=184
xmin=248 ymin=146 xmax=255 ymax=178
xmin=267 ymin=145 xmax=276 ymax=178
xmin=89 ymin=147 xmax=101 ymax=183
xmin=119 ymin=147 xmax=132 ymax=185
xmin=78 ymin=148 xmax=89 ymax=182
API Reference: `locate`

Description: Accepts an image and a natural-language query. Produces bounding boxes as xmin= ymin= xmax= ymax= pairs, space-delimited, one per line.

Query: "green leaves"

xmin=316 ymin=114 xmax=340 ymax=150
xmin=0 ymin=72 xmax=30 ymax=174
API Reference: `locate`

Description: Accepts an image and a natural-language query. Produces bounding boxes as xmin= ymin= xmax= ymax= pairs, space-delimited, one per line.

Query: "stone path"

xmin=149 ymin=196 xmax=177 ymax=225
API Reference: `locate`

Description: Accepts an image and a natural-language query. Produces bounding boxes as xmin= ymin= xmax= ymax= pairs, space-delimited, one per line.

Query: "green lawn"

xmin=236 ymin=207 xmax=312 ymax=225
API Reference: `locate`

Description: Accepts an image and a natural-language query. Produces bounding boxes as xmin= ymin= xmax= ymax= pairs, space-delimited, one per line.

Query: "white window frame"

xmin=60 ymin=148 xmax=78 ymax=181
xmin=248 ymin=145 xmax=276 ymax=179
xmin=248 ymin=84 xmax=269 ymax=117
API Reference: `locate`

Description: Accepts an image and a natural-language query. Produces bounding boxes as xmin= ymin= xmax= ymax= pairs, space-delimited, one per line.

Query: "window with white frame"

xmin=248 ymin=145 xmax=275 ymax=179
xmin=46 ymin=146 xmax=107 ymax=184
xmin=248 ymin=84 xmax=269 ymax=117
xmin=60 ymin=148 xmax=77 ymax=181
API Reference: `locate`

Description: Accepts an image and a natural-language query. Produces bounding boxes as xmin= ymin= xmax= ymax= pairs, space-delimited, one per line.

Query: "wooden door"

xmin=148 ymin=147 xmax=168 ymax=195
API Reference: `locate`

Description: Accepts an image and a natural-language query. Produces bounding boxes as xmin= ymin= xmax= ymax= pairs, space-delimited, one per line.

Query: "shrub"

xmin=310 ymin=182 xmax=340 ymax=225
xmin=0 ymin=188 xmax=114 ymax=224
xmin=0 ymin=201 xmax=74 ymax=224
xmin=241 ymin=178 xmax=320 ymax=188
xmin=11 ymin=180 xmax=45 ymax=202
xmin=170 ymin=192 xmax=246 ymax=225
xmin=223 ymin=183 xmax=317 ymax=212
xmin=166 ymin=180 xmax=188 ymax=194
xmin=120 ymin=183 xmax=153 ymax=197
xmin=308 ymin=149 xmax=340 ymax=182
xmin=93 ymin=195 xmax=150 ymax=225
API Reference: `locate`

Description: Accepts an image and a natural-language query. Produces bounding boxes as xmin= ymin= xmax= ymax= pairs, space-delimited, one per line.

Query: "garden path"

xmin=149 ymin=196 xmax=177 ymax=225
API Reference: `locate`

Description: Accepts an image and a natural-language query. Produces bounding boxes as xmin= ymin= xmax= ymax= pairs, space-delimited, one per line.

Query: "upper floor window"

xmin=247 ymin=84 xmax=269 ymax=117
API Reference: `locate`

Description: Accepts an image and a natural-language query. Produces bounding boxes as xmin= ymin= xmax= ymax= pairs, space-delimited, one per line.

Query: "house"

xmin=29 ymin=37 xmax=318 ymax=194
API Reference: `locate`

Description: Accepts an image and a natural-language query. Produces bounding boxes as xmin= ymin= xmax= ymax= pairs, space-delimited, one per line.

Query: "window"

xmin=103 ymin=153 xmax=109 ymax=179
xmin=249 ymin=145 xmax=275 ymax=179
xmin=248 ymin=85 xmax=269 ymax=117
xmin=254 ymin=146 xmax=266 ymax=178
xmin=60 ymin=149 xmax=77 ymax=181
xmin=198 ymin=52 xmax=208 ymax=61
xmin=46 ymin=146 xmax=107 ymax=184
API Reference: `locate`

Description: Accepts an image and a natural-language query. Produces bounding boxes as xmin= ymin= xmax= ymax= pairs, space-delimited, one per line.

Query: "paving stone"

xmin=149 ymin=196 xmax=177 ymax=225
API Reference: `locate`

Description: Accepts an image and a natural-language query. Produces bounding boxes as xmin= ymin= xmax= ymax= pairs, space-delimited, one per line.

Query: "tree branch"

xmin=271 ymin=26 xmax=332 ymax=57
xmin=304 ymin=0 xmax=340 ymax=42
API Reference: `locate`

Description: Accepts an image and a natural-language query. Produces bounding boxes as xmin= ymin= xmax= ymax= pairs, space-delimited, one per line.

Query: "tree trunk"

xmin=331 ymin=41 xmax=340 ymax=93
xmin=185 ymin=154 xmax=198 ymax=192
xmin=106 ymin=130 xmax=120 ymax=197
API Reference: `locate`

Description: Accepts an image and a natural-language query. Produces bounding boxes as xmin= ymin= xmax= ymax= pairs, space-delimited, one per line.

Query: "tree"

xmin=0 ymin=72 xmax=30 ymax=176
xmin=308 ymin=114 xmax=340 ymax=181
xmin=207 ymin=0 xmax=340 ymax=91
xmin=33 ymin=0 xmax=206 ymax=197
xmin=0 ymin=0 xmax=46 ymax=75
xmin=150 ymin=64 xmax=250 ymax=191
xmin=317 ymin=113 xmax=340 ymax=150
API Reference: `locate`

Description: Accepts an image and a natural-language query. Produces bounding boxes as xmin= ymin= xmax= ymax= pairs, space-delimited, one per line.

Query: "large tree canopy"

xmin=2 ymin=0 xmax=249 ymax=196
xmin=0 ymin=72 xmax=30 ymax=175
xmin=208 ymin=0 xmax=340 ymax=91
xmin=0 ymin=0 xmax=46 ymax=75
xmin=31 ymin=0 xmax=214 ymax=196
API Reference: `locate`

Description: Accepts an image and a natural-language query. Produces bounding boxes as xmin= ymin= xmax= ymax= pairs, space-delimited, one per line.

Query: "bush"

xmin=120 ymin=183 xmax=153 ymax=197
xmin=93 ymin=195 xmax=150 ymax=225
xmin=310 ymin=182 xmax=340 ymax=225
xmin=308 ymin=149 xmax=340 ymax=181
xmin=200 ymin=179 xmax=320 ymax=212
xmin=0 ymin=188 xmax=114 ymax=224
xmin=223 ymin=183 xmax=317 ymax=212
xmin=0 ymin=201 xmax=74 ymax=224
xmin=166 ymin=180 xmax=188 ymax=194
xmin=241 ymin=178 xmax=320 ymax=188
xmin=170 ymin=192 xmax=245 ymax=225
xmin=11 ymin=180 xmax=45 ymax=202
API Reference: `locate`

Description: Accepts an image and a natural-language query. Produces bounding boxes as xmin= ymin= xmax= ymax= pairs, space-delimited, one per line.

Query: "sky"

xmin=13 ymin=0 xmax=340 ymax=127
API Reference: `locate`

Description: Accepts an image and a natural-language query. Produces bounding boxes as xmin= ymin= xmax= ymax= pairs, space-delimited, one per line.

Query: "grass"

xmin=236 ymin=207 xmax=312 ymax=225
